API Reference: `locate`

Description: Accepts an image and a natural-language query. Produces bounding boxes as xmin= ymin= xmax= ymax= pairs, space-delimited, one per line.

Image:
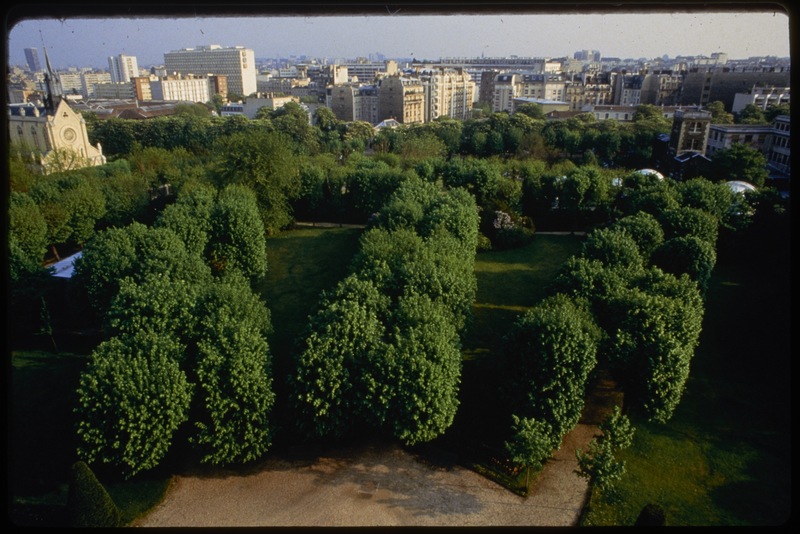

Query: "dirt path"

xmin=133 ymin=422 xmax=598 ymax=527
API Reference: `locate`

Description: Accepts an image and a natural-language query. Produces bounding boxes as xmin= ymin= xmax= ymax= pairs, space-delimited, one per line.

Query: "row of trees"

xmin=291 ymin=177 xmax=480 ymax=445
xmin=72 ymin=184 xmax=276 ymax=477
xmin=499 ymin=171 xmax=736 ymax=483
xmin=69 ymin=172 xmax=481 ymax=476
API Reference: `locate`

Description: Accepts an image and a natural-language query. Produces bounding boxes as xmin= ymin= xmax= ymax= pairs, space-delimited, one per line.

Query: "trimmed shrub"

xmin=634 ymin=503 xmax=667 ymax=526
xmin=67 ymin=460 xmax=122 ymax=528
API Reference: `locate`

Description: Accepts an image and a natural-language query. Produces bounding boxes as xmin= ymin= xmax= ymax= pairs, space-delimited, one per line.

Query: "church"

xmin=7 ymin=49 xmax=106 ymax=174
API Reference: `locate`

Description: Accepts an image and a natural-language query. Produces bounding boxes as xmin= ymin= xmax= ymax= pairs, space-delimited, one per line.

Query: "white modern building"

xmin=108 ymin=54 xmax=139 ymax=83
xmin=164 ymin=45 xmax=256 ymax=97
xmin=150 ymin=75 xmax=213 ymax=103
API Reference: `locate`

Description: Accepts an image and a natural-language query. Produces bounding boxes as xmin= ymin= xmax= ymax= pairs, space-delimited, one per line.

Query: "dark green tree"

xmin=384 ymin=293 xmax=463 ymax=445
xmin=651 ymin=235 xmax=717 ymax=293
xmin=73 ymin=222 xmax=212 ymax=317
xmin=8 ymin=192 xmax=49 ymax=275
xmin=291 ymin=275 xmax=390 ymax=439
xmin=709 ymin=143 xmax=769 ymax=187
xmin=736 ymin=103 xmax=767 ymax=124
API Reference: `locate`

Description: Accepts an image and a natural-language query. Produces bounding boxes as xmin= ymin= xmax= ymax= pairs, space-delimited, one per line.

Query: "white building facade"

xmin=108 ymin=54 xmax=140 ymax=83
xmin=164 ymin=45 xmax=256 ymax=97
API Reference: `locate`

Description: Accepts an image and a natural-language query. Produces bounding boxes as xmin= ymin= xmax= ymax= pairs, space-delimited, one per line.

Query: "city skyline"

xmin=6 ymin=6 xmax=792 ymax=71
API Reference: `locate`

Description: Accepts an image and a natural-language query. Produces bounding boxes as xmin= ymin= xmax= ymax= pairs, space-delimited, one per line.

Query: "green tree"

xmin=576 ymin=406 xmax=634 ymax=492
xmin=207 ymin=184 xmax=268 ymax=281
xmin=598 ymin=406 xmax=635 ymax=450
xmin=651 ymin=235 xmax=717 ymax=293
xmin=736 ymin=103 xmax=767 ymax=124
xmin=677 ymin=177 xmax=737 ymax=222
xmin=658 ymin=206 xmax=720 ymax=247
xmin=211 ymin=129 xmax=301 ymax=234
xmin=75 ymin=330 xmax=193 ymax=478
xmin=270 ymin=101 xmax=319 ymax=154
xmin=104 ymin=273 xmax=201 ymax=345
xmin=515 ymin=102 xmax=545 ymax=120
xmin=8 ymin=192 xmax=49 ymax=274
xmin=96 ymin=164 xmax=151 ymax=228
xmin=609 ymin=211 xmax=665 ymax=260
xmin=764 ymin=103 xmax=790 ymax=122
xmin=619 ymin=178 xmax=681 ymax=217
xmin=505 ymin=415 xmax=553 ymax=489
xmin=291 ymin=275 xmax=390 ymax=439
xmin=73 ymin=222 xmax=211 ymax=317
xmin=384 ymin=293 xmax=463 ymax=445
xmin=705 ymin=101 xmax=734 ymax=124
xmin=709 ymin=143 xmax=769 ymax=187
xmin=580 ymin=227 xmax=644 ymax=274
xmin=605 ymin=284 xmax=702 ymax=423
xmin=191 ymin=273 xmax=275 ymax=465
xmin=503 ymin=294 xmax=601 ymax=450
xmin=154 ymin=182 xmax=217 ymax=257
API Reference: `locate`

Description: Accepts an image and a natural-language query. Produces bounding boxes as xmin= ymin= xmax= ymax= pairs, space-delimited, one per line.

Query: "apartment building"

xmin=220 ymin=94 xmax=299 ymax=119
xmin=338 ymin=59 xmax=398 ymax=83
xmin=668 ymin=109 xmax=713 ymax=155
xmin=613 ymin=74 xmax=644 ymax=106
xmin=493 ymin=74 xmax=520 ymax=112
xmin=419 ymin=67 xmax=475 ymax=121
xmin=328 ymin=84 xmax=379 ymax=124
xmin=492 ymin=73 xmax=567 ymax=112
xmin=640 ymin=72 xmax=684 ymax=106
xmin=565 ymin=72 xmax=613 ymax=111
xmin=378 ymin=75 xmax=424 ymax=124
xmin=164 ymin=45 xmax=256 ymax=96
xmin=765 ymin=114 xmax=790 ymax=178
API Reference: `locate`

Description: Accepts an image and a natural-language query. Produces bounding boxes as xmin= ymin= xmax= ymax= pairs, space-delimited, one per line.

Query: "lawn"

xmin=578 ymin=233 xmax=791 ymax=526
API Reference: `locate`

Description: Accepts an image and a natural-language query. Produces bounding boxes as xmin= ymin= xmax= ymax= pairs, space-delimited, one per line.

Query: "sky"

xmin=5 ymin=5 xmax=792 ymax=70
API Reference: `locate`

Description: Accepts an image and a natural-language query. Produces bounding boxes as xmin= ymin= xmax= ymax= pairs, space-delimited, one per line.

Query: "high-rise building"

xmin=164 ymin=45 xmax=256 ymax=97
xmin=24 ymin=48 xmax=42 ymax=72
xmin=108 ymin=54 xmax=139 ymax=83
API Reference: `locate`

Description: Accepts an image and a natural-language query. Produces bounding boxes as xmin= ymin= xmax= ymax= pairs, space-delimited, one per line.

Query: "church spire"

xmin=39 ymin=30 xmax=61 ymax=113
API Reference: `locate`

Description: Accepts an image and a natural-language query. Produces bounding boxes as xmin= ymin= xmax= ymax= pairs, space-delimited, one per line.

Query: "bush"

xmin=67 ymin=461 xmax=122 ymax=528
xmin=634 ymin=503 xmax=667 ymax=526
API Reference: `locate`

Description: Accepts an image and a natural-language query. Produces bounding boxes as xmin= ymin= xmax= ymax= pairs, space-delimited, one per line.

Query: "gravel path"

xmin=133 ymin=423 xmax=598 ymax=527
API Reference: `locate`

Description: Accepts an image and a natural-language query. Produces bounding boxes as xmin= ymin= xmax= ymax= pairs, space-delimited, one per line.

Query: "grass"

xmin=463 ymin=234 xmax=584 ymax=359
xmin=258 ymin=226 xmax=363 ymax=364
xmin=578 ymin=235 xmax=791 ymax=526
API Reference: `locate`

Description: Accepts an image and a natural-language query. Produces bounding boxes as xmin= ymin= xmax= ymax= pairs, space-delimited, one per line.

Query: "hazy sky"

xmin=6 ymin=6 xmax=792 ymax=70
